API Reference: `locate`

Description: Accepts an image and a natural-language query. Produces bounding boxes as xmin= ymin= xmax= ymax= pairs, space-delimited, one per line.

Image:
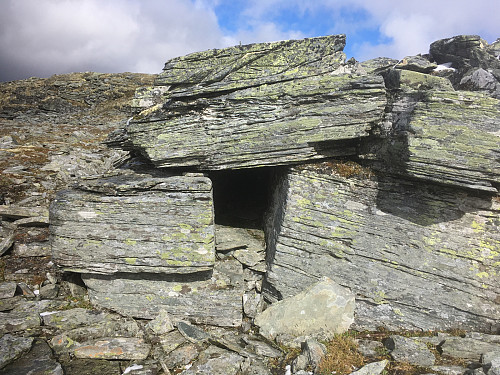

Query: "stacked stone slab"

xmin=52 ymin=34 xmax=500 ymax=332
xmin=50 ymin=171 xmax=243 ymax=326
xmin=108 ymin=34 xmax=387 ymax=170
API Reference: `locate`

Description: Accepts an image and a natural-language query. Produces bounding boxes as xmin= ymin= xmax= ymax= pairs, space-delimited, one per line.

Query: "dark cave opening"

xmin=208 ymin=167 xmax=278 ymax=229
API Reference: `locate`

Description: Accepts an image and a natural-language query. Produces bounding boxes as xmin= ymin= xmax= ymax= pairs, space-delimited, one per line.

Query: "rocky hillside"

xmin=1 ymin=35 xmax=500 ymax=375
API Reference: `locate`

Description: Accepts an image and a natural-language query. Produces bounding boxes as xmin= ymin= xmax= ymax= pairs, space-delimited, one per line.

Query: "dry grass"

xmin=316 ymin=334 xmax=365 ymax=375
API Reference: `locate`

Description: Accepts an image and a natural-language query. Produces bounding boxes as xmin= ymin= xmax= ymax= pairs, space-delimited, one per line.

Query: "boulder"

xmin=385 ymin=335 xmax=435 ymax=366
xmin=50 ymin=171 xmax=215 ymax=274
xmin=108 ymin=35 xmax=387 ymax=170
xmin=263 ymin=163 xmax=500 ymax=331
xmin=0 ymin=334 xmax=34 ymax=369
xmin=254 ymin=277 xmax=355 ymax=341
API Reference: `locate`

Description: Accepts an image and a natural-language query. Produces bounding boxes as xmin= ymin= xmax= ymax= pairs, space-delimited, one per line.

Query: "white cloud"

xmin=0 ymin=0 xmax=225 ymax=81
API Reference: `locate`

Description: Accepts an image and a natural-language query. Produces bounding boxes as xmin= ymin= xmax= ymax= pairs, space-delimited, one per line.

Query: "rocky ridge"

xmin=0 ymin=34 xmax=499 ymax=374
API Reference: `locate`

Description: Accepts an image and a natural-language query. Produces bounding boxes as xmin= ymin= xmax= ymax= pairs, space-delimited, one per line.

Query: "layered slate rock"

xmin=263 ymin=162 xmax=500 ymax=332
xmin=50 ymin=171 xmax=244 ymax=326
xmin=108 ymin=35 xmax=387 ymax=170
xmin=50 ymin=171 xmax=215 ymax=274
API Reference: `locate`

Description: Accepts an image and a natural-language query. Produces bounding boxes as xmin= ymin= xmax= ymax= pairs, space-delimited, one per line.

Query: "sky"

xmin=0 ymin=0 xmax=499 ymax=82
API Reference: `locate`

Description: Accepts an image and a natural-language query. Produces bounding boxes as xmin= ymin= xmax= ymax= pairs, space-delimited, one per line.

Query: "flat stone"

xmin=431 ymin=365 xmax=468 ymax=375
xmin=350 ymin=360 xmax=389 ymax=375
xmin=0 ymin=229 xmax=15 ymax=256
xmin=12 ymin=242 xmax=51 ymax=257
xmin=163 ymin=342 xmax=200 ymax=369
xmin=180 ymin=346 xmax=245 ymax=375
xmin=0 ymin=282 xmax=17 ymax=299
xmin=49 ymin=315 xmax=142 ymax=354
xmin=177 ymin=321 xmax=211 ymax=343
xmin=233 ymin=249 xmax=265 ymax=268
xmin=50 ymin=171 xmax=215 ymax=275
xmin=110 ymin=35 xmax=387 ymax=170
xmin=0 ymin=205 xmax=49 ymax=220
xmin=81 ymin=259 xmax=244 ymax=327
xmin=146 ymin=309 xmax=174 ymax=336
xmin=242 ymin=337 xmax=282 ymax=358
xmin=357 ymin=339 xmax=385 ymax=358
xmin=41 ymin=308 xmax=110 ymax=331
xmin=0 ymin=334 xmax=34 ymax=369
xmin=1 ymin=338 xmax=63 ymax=375
xmin=385 ymin=335 xmax=435 ymax=367
xmin=441 ymin=337 xmax=500 ymax=361
xmin=255 ymin=277 xmax=354 ymax=341
xmin=395 ymin=55 xmax=437 ymax=73
xmin=39 ymin=284 xmax=59 ymax=299
xmin=0 ymin=311 xmax=40 ymax=335
xmin=74 ymin=337 xmax=151 ymax=360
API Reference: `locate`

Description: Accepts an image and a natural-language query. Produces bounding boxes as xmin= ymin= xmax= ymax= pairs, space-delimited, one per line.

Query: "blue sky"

xmin=0 ymin=0 xmax=499 ymax=82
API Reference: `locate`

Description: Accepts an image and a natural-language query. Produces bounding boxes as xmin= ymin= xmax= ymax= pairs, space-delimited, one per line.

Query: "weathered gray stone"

xmin=74 ymin=337 xmax=151 ymax=360
xmin=0 ymin=282 xmax=17 ymax=299
xmin=110 ymin=35 xmax=386 ymax=170
xmin=488 ymin=357 xmax=500 ymax=375
xmin=180 ymin=346 xmax=245 ymax=375
xmin=263 ymin=163 xmax=500 ymax=331
xmin=49 ymin=315 xmax=142 ymax=354
xmin=0 ymin=228 xmax=15 ymax=256
xmin=0 ymin=205 xmax=49 ymax=221
xmin=162 ymin=342 xmax=200 ymax=369
xmin=442 ymin=337 xmax=500 ymax=361
xmin=1 ymin=338 xmax=63 ymax=375
xmin=350 ymin=360 xmax=389 ymax=375
xmin=431 ymin=365 xmax=468 ymax=375
xmin=146 ymin=309 xmax=174 ymax=336
xmin=255 ymin=277 xmax=354 ymax=341
xmin=50 ymin=171 xmax=215 ymax=275
xmin=242 ymin=337 xmax=282 ymax=358
xmin=366 ymin=87 xmax=500 ymax=192
xmin=301 ymin=338 xmax=327 ymax=369
xmin=459 ymin=68 xmax=500 ymax=98
xmin=81 ymin=265 xmax=243 ymax=327
xmin=395 ymin=55 xmax=437 ymax=73
xmin=39 ymin=284 xmax=59 ymax=299
xmin=243 ymin=290 xmax=263 ymax=319
xmin=0 ymin=334 xmax=34 ymax=369
xmin=385 ymin=335 xmax=435 ymax=367
xmin=0 ymin=311 xmax=40 ymax=335
xmin=41 ymin=308 xmax=111 ymax=331
xmin=357 ymin=339 xmax=386 ymax=358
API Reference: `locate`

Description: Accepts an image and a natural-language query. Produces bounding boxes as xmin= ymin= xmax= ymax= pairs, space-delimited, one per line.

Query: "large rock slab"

xmin=263 ymin=162 xmax=500 ymax=332
xmin=81 ymin=259 xmax=244 ymax=327
xmin=50 ymin=171 xmax=215 ymax=274
xmin=365 ymin=79 xmax=500 ymax=193
xmin=255 ymin=277 xmax=354 ymax=341
xmin=109 ymin=35 xmax=386 ymax=170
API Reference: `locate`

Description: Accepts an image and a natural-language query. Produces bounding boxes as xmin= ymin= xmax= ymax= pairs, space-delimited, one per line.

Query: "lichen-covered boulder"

xmin=108 ymin=35 xmax=387 ymax=170
xmin=50 ymin=171 xmax=215 ymax=274
xmin=255 ymin=277 xmax=355 ymax=341
xmin=263 ymin=162 xmax=500 ymax=332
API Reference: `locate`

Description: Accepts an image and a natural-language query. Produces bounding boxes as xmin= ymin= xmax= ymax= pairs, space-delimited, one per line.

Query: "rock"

xmin=431 ymin=365 xmax=468 ymax=375
xmin=177 ymin=321 xmax=211 ymax=344
xmin=0 ymin=334 xmax=34 ymax=369
xmin=1 ymin=338 xmax=63 ymax=375
xmin=39 ymin=284 xmax=59 ymax=299
xmin=349 ymin=360 xmax=389 ymax=375
xmin=50 ymin=171 xmax=215 ymax=275
xmin=162 ymin=342 xmax=200 ymax=369
xmin=41 ymin=308 xmax=111 ymax=331
xmin=109 ymin=35 xmax=386 ymax=170
xmin=441 ymin=337 xmax=500 ymax=361
xmin=459 ymin=68 xmax=500 ymax=98
xmin=243 ymin=290 xmax=264 ymax=319
xmin=263 ymin=163 xmax=500 ymax=331
xmin=396 ymin=69 xmax=454 ymax=91
xmin=49 ymin=315 xmax=142 ymax=354
xmin=301 ymin=338 xmax=327 ymax=369
xmin=180 ymin=346 xmax=245 ymax=375
xmin=369 ymin=87 xmax=500 ymax=192
xmin=0 ymin=205 xmax=49 ymax=221
xmin=74 ymin=337 xmax=151 ymax=360
xmin=239 ymin=357 xmax=273 ymax=375
xmin=395 ymin=55 xmax=437 ymax=73
xmin=12 ymin=242 xmax=51 ymax=257
xmin=0 ymin=311 xmax=40 ymax=335
xmin=59 ymin=357 xmax=122 ymax=375
xmin=0 ymin=228 xmax=15 ymax=256
xmin=488 ymin=357 xmax=500 ymax=375
xmin=384 ymin=335 xmax=435 ymax=367
xmin=255 ymin=277 xmax=354 ymax=341
xmin=483 ymin=351 xmax=500 ymax=367
xmin=0 ymin=282 xmax=17 ymax=299
xmin=146 ymin=309 xmax=175 ymax=336
xmin=159 ymin=330 xmax=188 ymax=354
xmin=242 ymin=337 xmax=282 ymax=358
xmin=81 ymin=263 xmax=244 ymax=326
xmin=357 ymin=339 xmax=385 ymax=358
